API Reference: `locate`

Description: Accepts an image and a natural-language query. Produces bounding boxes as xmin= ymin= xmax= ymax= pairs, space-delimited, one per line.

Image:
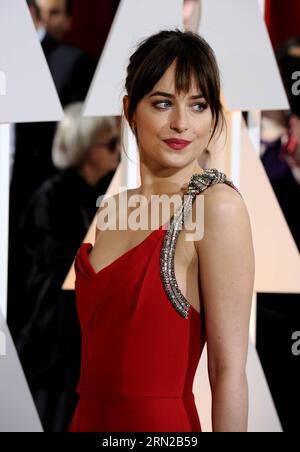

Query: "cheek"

xmin=135 ymin=105 xmax=165 ymax=138
xmin=193 ymin=113 xmax=213 ymax=137
xmin=145 ymin=115 xmax=164 ymax=136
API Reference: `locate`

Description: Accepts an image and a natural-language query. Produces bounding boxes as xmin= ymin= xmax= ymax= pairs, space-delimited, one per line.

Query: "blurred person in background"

xmin=258 ymin=36 xmax=300 ymax=432
xmin=9 ymin=0 xmax=96 ymax=223
xmin=260 ymin=37 xmax=300 ymax=250
xmin=36 ymin=0 xmax=73 ymax=41
xmin=13 ymin=103 xmax=120 ymax=432
xmin=276 ymin=37 xmax=300 ymax=185
xmin=8 ymin=0 xmax=96 ymax=342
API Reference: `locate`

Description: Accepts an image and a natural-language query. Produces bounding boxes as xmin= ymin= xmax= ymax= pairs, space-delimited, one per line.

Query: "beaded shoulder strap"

xmin=159 ymin=168 xmax=242 ymax=319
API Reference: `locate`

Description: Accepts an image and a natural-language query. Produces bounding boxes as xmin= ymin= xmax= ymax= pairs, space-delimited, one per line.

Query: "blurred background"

xmin=3 ymin=0 xmax=300 ymax=432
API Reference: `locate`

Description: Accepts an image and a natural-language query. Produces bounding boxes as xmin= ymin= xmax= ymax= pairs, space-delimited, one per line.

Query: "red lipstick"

xmin=163 ymin=139 xmax=192 ymax=150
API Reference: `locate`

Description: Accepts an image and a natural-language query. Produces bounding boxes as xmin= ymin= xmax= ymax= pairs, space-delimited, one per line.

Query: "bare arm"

xmin=196 ymin=184 xmax=255 ymax=432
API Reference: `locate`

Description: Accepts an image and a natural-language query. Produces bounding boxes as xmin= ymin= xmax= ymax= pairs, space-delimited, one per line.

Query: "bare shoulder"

xmin=195 ymin=183 xmax=254 ymax=259
xmin=202 ymin=182 xmax=248 ymax=229
xmin=203 ymin=181 xmax=244 ymax=209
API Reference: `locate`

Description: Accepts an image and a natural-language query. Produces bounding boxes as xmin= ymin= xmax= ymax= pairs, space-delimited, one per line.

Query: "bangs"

xmin=131 ymin=40 xmax=217 ymax=110
xmin=172 ymin=37 xmax=220 ymax=107
xmin=174 ymin=53 xmax=211 ymax=103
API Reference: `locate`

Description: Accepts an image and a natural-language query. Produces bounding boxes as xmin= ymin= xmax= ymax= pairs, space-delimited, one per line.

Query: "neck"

xmin=137 ymin=161 xmax=205 ymax=197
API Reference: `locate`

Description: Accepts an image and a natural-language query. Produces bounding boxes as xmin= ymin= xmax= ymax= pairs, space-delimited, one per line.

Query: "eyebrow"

xmin=149 ymin=91 xmax=205 ymax=100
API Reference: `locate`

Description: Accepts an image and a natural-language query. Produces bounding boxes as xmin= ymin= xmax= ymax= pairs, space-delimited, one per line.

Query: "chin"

xmin=160 ymin=158 xmax=189 ymax=170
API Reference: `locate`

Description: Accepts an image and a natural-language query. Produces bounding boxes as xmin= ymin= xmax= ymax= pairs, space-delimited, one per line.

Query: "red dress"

xmin=68 ymin=169 xmax=241 ymax=432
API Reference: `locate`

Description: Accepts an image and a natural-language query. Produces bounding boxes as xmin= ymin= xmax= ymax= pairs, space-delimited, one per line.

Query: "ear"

xmin=123 ymin=95 xmax=130 ymax=123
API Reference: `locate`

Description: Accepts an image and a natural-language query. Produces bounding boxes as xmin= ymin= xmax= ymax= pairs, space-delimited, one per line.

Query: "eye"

xmin=192 ymin=102 xmax=208 ymax=112
xmin=152 ymin=100 xmax=172 ymax=110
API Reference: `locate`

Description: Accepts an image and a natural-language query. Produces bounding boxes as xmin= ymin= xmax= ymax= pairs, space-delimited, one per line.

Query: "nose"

xmin=169 ymin=106 xmax=189 ymax=133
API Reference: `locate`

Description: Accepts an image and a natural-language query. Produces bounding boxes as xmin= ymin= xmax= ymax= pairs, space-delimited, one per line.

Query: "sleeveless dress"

xmin=68 ymin=168 xmax=242 ymax=432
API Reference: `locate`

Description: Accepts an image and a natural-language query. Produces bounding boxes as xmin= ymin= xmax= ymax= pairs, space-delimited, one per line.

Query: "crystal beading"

xmin=159 ymin=168 xmax=242 ymax=319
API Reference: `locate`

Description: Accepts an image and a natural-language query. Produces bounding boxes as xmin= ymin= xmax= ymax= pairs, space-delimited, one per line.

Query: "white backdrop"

xmin=200 ymin=0 xmax=288 ymax=111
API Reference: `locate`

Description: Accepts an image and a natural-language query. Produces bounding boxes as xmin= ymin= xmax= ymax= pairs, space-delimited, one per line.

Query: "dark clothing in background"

xmin=261 ymin=138 xmax=300 ymax=250
xmin=7 ymin=32 xmax=97 ymax=431
xmin=8 ymin=32 xmax=96 ymax=336
xmin=12 ymin=168 xmax=115 ymax=432
xmin=258 ymin=137 xmax=300 ymax=431
xmin=9 ymin=32 xmax=96 ymax=227
xmin=41 ymin=33 xmax=96 ymax=107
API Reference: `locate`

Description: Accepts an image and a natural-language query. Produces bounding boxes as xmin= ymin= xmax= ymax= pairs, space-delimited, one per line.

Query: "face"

xmin=37 ymin=0 xmax=71 ymax=39
xmin=87 ymin=129 xmax=121 ymax=175
xmin=125 ymin=60 xmax=213 ymax=171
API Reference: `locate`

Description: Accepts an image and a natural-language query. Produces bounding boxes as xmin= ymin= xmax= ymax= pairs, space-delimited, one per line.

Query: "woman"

xmin=69 ymin=30 xmax=255 ymax=432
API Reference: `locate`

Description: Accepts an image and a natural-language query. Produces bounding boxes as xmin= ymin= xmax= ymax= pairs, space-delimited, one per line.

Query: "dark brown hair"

xmin=125 ymin=29 xmax=225 ymax=145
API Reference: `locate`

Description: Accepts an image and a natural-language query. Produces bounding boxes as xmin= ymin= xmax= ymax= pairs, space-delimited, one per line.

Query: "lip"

xmin=163 ymin=139 xmax=192 ymax=150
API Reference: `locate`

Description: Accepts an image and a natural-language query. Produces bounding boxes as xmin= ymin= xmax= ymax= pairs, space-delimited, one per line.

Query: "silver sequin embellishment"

xmin=159 ymin=168 xmax=242 ymax=319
